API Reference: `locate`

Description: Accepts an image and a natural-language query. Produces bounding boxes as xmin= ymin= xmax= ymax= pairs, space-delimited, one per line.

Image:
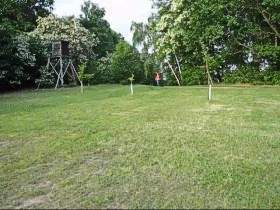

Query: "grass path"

xmin=0 ymin=85 xmax=279 ymax=208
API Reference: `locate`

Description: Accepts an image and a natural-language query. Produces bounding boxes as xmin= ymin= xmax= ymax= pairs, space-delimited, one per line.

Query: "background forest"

xmin=0 ymin=0 xmax=279 ymax=91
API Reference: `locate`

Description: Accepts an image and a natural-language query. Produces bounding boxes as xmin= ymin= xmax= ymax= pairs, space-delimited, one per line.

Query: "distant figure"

xmin=155 ymin=72 xmax=161 ymax=86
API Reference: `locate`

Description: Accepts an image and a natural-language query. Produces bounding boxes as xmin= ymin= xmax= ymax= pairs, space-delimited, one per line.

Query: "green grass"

xmin=0 ymin=85 xmax=279 ymax=209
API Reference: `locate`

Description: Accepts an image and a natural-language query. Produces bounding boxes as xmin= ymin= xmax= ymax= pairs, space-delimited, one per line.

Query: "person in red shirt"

xmin=155 ymin=72 xmax=161 ymax=86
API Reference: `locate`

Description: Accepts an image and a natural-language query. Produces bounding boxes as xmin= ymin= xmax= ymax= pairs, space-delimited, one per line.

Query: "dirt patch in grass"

xmin=37 ymin=180 xmax=53 ymax=189
xmin=0 ymin=140 xmax=11 ymax=148
xmin=17 ymin=195 xmax=50 ymax=209
xmin=209 ymin=104 xmax=235 ymax=112
xmin=15 ymin=181 xmax=54 ymax=209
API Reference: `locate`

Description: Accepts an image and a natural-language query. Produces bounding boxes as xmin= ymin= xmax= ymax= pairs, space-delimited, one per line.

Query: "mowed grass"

xmin=0 ymin=85 xmax=279 ymax=209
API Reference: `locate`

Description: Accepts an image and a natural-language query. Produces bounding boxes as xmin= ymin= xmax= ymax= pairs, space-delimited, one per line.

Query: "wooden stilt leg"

xmin=70 ymin=61 xmax=83 ymax=94
xmin=46 ymin=57 xmax=50 ymax=70
xmin=55 ymin=71 xmax=60 ymax=89
xmin=60 ymin=57 xmax=64 ymax=87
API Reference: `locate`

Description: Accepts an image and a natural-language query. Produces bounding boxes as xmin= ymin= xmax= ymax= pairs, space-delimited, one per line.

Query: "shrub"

xmin=87 ymin=55 xmax=114 ymax=84
xmin=182 ymin=67 xmax=207 ymax=85
xmin=111 ymin=41 xmax=144 ymax=83
xmin=224 ymin=66 xmax=264 ymax=84
xmin=35 ymin=66 xmax=56 ymax=88
xmin=143 ymin=57 xmax=158 ymax=85
xmin=263 ymin=70 xmax=280 ymax=85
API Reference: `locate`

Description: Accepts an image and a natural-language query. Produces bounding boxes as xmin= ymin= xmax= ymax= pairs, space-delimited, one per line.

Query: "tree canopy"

xmin=0 ymin=0 xmax=54 ymax=90
xmin=79 ymin=1 xmax=122 ymax=58
xmin=131 ymin=0 xmax=280 ymax=85
xmin=0 ymin=0 xmax=126 ymax=90
xmin=1 ymin=0 xmax=280 ymax=90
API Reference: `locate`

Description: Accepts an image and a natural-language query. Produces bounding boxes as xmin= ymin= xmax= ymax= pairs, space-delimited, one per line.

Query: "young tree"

xmin=111 ymin=41 xmax=144 ymax=84
xmin=79 ymin=1 xmax=122 ymax=58
xmin=151 ymin=0 xmax=280 ymax=86
xmin=131 ymin=17 xmax=160 ymax=84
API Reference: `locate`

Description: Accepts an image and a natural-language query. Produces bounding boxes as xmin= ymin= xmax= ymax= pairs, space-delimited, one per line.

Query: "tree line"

xmin=0 ymin=0 xmax=145 ymax=91
xmin=1 ymin=0 xmax=279 ymax=91
xmin=131 ymin=0 xmax=280 ymax=86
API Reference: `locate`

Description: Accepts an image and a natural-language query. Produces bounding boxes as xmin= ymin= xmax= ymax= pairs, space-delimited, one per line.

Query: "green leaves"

xmin=150 ymin=0 xmax=280 ymax=84
xmin=79 ymin=1 xmax=122 ymax=58
xmin=111 ymin=41 xmax=144 ymax=84
xmin=0 ymin=0 xmax=54 ymax=89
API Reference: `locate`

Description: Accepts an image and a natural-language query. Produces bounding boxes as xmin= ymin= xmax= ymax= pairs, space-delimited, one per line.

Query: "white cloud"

xmin=53 ymin=0 xmax=153 ymax=43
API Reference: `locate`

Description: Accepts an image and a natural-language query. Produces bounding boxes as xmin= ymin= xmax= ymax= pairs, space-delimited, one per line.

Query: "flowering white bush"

xmin=31 ymin=15 xmax=99 ymax=63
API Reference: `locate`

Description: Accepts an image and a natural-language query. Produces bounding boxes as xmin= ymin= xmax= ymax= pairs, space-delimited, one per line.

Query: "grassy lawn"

xmin=0 ymin=85 xmax=279 ymax=208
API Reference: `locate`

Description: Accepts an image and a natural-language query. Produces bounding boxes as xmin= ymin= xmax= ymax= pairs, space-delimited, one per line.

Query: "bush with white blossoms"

xmin=30 ymin=14 xmax=99 ymax=63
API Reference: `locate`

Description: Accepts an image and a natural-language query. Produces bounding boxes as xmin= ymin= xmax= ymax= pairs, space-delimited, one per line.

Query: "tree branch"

xmin=174 ymin=53 xmax=183 ymax=81
xmin=260 ymin=10 xmax=280 ymax=39
xmin=255 ymin=0 xmax=280 ymax=38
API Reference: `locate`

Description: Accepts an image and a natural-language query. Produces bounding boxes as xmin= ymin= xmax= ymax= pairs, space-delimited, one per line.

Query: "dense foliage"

xmin=31 ymin=15 xmax=98 ymax=63
xmin=0 ymin=0 xmax=132 ymax=90
xmin=79 ymin=1 xmax=122 ymax=58
xmin=132 ymin=0 xmax=280 ymax=85
xmin=1 ymin=0 xmax=279 ymax=90
xmin=0 ymin=0 xmax=53 ymax=90
xmin=111 ymin=41 xmax=144 ymax=84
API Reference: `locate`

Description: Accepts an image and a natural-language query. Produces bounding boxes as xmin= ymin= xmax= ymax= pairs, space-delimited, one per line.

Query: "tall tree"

xmin=1 ymin=0 xmax=54 ymax=32
xmin=151 ymin=0 xmax=280 ymax=85
xmin=79 ymin=1 xmax=122 ymax=58
xmin=0 ymin=0 xmax=54 ymax=90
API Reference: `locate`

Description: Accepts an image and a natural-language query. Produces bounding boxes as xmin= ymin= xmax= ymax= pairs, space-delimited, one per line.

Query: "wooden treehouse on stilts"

xmin=46 ymin=41 xmax=81 ymax=89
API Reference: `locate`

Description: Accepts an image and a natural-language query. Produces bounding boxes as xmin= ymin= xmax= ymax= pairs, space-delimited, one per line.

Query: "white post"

xmin=81 ymin=81 xmax=84 ymax=94
xmin=208 ymin=84 xmax=212 ymax=101
xmin=130 ymin=81 xmax=134 ymax=95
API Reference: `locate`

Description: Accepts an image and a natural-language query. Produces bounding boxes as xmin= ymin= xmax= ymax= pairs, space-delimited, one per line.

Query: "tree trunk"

xmin=174 ymin=53 xmax=183 ymax=81
xmin=80 ymin=81 xmax=84 ymax=94
xmin=130 ymin=81 xmax=134 ymax=95
xmin=205 ymin=55 xmax=213 ymax=101
xmin=167 ymin=61 xmax=181 ymax=86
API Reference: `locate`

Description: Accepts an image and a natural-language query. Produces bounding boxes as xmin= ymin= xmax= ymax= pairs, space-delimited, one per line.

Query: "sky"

xmin=54 ymin=0 xmax=153 ymax=43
